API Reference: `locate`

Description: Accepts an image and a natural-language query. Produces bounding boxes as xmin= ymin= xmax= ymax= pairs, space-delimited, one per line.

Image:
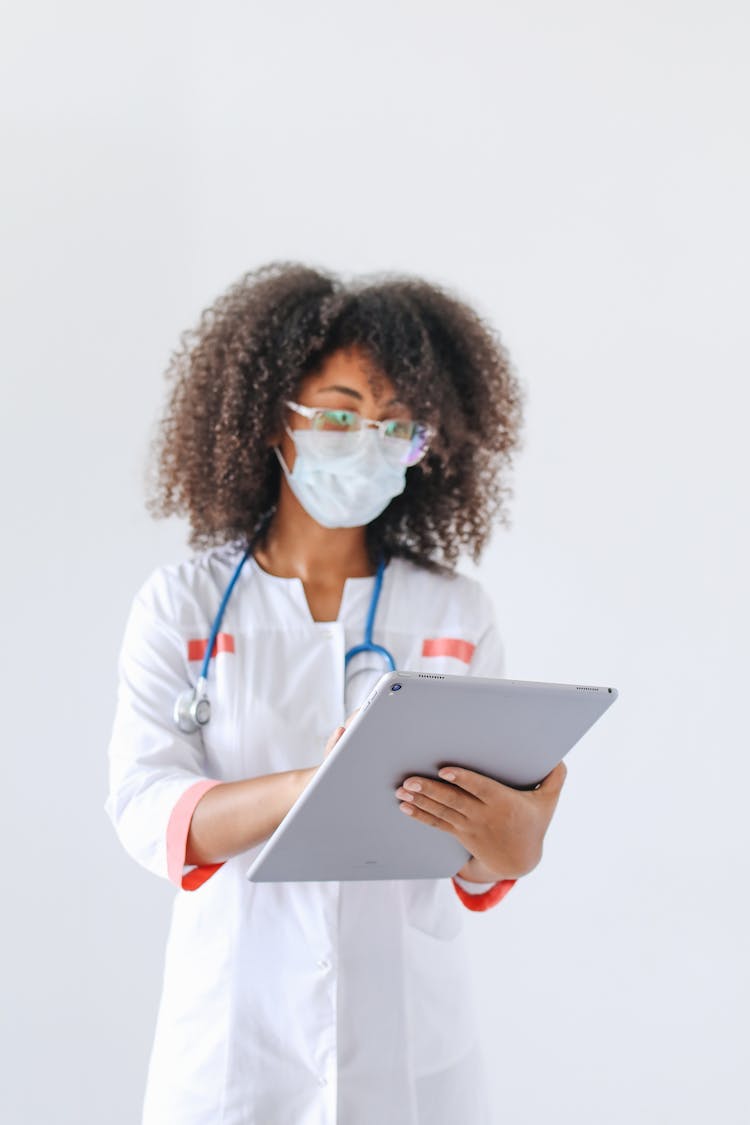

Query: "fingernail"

xmin=403 ymin=780 xmax=421 ymax=792
xmin=439 ymin=770 xmax=456 ymax=781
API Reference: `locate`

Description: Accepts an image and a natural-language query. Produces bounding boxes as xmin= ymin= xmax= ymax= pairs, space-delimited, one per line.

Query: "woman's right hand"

xmin=186 ymin=710 xmax=361 ymax=867
xmin=294 ymin=706 xmax=359 ymax=796
xmin=322 ymin=708 xmax=360 ymax=759
xmin=323 ymin=725 xmax=346 ymax=759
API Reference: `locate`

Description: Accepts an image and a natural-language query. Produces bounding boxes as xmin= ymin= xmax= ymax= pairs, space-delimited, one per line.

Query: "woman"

xmin=106 ymin=262 xmax=566 ymax=1125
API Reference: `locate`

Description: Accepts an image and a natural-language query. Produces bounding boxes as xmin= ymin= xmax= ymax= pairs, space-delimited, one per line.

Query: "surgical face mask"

xmin=274 ymin=427 xmax=409 ymax=528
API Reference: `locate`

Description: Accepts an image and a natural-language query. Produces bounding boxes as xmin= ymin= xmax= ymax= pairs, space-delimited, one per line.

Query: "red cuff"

xmin=451 ymin=876 xmax=517 ymax=911
xmin=166 ymin=779 xmax=224 ymax=891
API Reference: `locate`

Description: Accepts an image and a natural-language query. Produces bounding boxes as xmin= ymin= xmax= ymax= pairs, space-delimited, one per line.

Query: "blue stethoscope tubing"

xmin=342 ymin=557 xmax=395 ymax=672
xmin=173 ymin=548 xmax=395 ymax=732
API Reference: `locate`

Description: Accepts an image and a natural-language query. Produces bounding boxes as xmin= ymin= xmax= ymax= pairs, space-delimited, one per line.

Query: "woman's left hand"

xmin=395 ymin=761 xmax=568 ymax=882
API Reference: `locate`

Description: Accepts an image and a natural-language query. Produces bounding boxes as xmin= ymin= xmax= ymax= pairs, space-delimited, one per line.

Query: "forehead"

xmin=302 ymin=346 xmax=396 ymax=401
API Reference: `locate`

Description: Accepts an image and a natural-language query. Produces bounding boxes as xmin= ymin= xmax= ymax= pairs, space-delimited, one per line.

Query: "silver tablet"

xmin=246 ymin=670 xmax=618 ymax=883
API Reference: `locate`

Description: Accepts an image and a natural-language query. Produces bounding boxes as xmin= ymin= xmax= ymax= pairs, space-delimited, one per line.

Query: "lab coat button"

xmin=317 ymin=1075 xmax=328 ymax=1087
xmin=316 ymin=958 xmax=330 ymax=970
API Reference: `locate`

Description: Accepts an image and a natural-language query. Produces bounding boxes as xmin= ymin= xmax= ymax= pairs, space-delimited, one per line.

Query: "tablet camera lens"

xmin=391 ymin=683 xmax=402 ymax=692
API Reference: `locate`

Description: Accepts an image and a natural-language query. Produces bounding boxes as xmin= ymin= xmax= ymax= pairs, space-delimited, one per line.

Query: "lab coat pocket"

xmin=403 ymin=878 xmax=463 ymax=941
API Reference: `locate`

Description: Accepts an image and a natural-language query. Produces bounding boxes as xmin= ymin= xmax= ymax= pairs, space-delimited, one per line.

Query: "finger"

xmin=435 ymin=766 xmax=500 ymax=802
xmin=399 ymin=800 xmax=457 ymax=835
xmin=400 ymin=776 xmax=479 ymax=817
xmin=538 ymin=761 xmax=567 ymax=794
xmin=323 ymin=706 xmax=364 ymax=758
xmin=323 ymin=726 xmax=346 ymax=758
xmin=396 ymin=787 xmax=469 ymax=829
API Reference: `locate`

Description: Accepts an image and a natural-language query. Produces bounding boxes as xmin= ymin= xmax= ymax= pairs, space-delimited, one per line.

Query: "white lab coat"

xmin=106 ymin=544 xmax=510 ymax=1125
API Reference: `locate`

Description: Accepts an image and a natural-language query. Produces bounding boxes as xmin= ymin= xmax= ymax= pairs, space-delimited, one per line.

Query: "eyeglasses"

xmin=285 ymin=401 xmax=434 ymax=467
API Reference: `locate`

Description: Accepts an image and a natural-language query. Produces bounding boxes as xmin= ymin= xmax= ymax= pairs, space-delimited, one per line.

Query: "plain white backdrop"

xmin=2 ymin=1 xmax=748 ymax=1122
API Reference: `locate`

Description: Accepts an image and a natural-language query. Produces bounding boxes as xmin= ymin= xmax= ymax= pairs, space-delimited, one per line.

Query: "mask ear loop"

xmin=273 ymin=444 xmax=293 ymax=478
xmin=273 ymin=420 xmax=304 ymax=479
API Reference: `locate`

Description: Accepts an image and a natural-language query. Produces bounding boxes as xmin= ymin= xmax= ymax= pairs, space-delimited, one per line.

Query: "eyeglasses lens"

xmin=382 ymin=421 xmax=431 ymax=466
xmin=312 ymin=410 xmax=361 ymax=433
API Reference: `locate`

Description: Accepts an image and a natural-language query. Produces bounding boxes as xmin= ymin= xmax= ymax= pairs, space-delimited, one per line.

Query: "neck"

xmin=254 ymin=483 xmax=375 ymax=582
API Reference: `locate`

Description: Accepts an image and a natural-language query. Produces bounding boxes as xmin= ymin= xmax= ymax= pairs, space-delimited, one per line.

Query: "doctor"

xmin=106 ymin=262 xmax=567 ymax=1125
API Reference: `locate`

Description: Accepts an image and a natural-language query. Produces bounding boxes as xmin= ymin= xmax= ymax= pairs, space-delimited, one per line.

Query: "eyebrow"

xmin=314 ymin=384 xmax=402 ymax=407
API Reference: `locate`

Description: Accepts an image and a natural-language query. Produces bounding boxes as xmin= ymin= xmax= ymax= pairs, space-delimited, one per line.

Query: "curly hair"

xmin=148 ymin=261 xmax=525 ymax=570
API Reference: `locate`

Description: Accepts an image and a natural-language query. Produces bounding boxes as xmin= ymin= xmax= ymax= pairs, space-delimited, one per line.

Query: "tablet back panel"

xmin=247 ymin=671 xmax=618 ymax=883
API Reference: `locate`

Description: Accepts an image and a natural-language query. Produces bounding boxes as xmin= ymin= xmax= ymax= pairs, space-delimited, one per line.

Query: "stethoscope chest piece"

xmin=173 ymin=677 xmax=211 ymax=734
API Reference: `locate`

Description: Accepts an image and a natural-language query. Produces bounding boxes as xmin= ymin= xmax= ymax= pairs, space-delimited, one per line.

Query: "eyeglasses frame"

xmin=284 ymin=401 xmax=434 ymax=466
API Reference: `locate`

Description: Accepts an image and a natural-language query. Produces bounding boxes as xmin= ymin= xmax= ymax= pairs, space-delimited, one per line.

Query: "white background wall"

xmin=2 ymin=2 xmax=748 ymax=1122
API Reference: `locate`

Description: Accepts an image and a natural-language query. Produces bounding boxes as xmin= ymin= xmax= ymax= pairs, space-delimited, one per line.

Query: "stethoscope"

xmin=174 ymin=548 xmax=395 ymax=733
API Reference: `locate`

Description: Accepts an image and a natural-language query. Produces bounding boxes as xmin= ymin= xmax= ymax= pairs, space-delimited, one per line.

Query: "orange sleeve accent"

xmin=166 ymin=779 xmax=224 ymax=890
xmin=181 ymin=862 xmax=225 ymax=891
xmin=451 ymin=877 xmax=517 ymax=911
